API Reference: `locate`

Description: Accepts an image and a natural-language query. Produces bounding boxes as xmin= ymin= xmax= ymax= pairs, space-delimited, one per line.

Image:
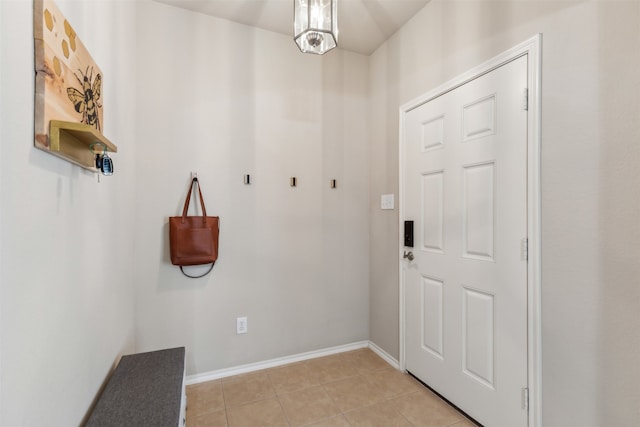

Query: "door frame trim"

xmin=398 ymin=34 xmax=542 ymax=427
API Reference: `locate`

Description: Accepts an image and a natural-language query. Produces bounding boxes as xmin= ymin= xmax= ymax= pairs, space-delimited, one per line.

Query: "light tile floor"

xmin=186 ymin=348 xmax=477 ymax=427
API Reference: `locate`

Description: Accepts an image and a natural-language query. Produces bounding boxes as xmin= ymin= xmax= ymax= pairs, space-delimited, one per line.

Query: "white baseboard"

xmin=368 ymin=341 xmax=400 ymax=370
xmin=186 ymin=340 xmax=399 ymax=385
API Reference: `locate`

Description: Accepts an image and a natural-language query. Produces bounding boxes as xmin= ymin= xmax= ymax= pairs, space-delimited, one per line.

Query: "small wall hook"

xmin=89 ymin=141 xmax=108 ymax=155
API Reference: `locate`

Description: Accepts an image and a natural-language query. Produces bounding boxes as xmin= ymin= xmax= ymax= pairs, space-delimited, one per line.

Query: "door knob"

xmin=403 ymin=251 xmax=414 ymax=261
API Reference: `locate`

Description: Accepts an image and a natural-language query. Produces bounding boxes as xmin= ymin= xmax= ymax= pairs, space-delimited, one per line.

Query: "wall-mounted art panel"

xmin=34 ymin=0 xmax=114 ymax=170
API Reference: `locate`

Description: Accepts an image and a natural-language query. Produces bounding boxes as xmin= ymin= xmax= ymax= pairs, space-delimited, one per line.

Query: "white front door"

xmin=402 ymin=55 xmax=529 ymax=427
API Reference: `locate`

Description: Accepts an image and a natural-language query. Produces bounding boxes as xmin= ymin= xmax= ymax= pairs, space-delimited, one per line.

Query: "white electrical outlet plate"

xmin=236 ymin=317 xmax=248 ymax=334
xmin=381 ymin=194 xmax=395 ymax=210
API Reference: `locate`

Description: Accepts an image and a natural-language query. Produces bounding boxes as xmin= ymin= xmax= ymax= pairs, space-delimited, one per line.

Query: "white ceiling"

xmin=153 ymin=0 xmax=431 ymax=55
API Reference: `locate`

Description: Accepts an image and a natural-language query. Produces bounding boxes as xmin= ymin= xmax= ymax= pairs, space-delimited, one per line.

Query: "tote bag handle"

xmin=181 ymin=178 xmax=207 ymax=223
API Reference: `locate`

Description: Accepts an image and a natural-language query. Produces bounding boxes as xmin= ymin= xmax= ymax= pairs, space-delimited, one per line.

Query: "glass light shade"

xmin=294 ymin=0 xmax=338 ymax=55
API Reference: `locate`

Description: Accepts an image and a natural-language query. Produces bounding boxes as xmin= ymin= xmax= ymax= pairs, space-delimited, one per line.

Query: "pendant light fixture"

xmin=294 ymin=0 xmax=338 ymax=55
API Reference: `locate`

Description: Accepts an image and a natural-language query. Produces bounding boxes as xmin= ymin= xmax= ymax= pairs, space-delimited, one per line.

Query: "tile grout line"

xmin=264 ymin=367 xmax=292 ymax=427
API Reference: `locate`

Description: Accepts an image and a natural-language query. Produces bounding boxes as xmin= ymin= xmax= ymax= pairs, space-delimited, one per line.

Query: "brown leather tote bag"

xmin=169 ymin=178 xmax=219 ymax=278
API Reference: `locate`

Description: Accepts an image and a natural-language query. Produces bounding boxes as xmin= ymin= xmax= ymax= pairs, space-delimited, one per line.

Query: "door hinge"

xmin=522 ymin=387 xmax=529 ymax=411
xmin=523 ymin=88 xmax=529 ymax=111
xmin=521 ymin=237 xmax=528 ymax=261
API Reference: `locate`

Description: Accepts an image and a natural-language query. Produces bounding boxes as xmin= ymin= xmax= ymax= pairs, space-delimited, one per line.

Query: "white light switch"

xmin=236 ymin=317 xmax=247 ymax=334
xmin=381 ymin=194 xmax=395 ymax=210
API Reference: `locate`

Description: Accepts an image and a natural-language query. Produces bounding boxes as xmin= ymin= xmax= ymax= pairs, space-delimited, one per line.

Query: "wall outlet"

xmin=236 ymin=317 xmax=248 ymax=334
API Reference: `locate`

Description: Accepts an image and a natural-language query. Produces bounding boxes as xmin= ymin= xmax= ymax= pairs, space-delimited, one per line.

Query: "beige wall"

xmin=368 ymin=1 xmax=640 ymax=425
xmin=0 ymin=1 xmax=137 ymax=425
xmin=132 ymin=1 xmax=371 ymax=376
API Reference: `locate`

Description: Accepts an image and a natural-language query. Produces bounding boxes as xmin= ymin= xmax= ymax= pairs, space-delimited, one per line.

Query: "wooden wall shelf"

xmin=48 ymin=120 xmax=117 ymax=172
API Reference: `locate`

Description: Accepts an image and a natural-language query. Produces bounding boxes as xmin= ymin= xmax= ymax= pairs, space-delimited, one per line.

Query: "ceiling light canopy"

xmin=294 ymin=0 xmax=338 ymax=55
